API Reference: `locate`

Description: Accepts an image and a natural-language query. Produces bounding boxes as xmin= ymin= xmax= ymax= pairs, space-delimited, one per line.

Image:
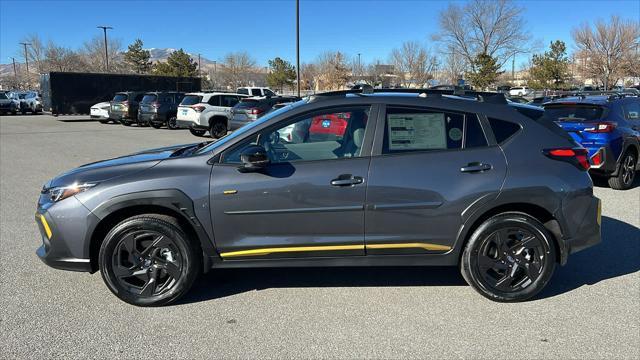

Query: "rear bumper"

xmin=588 ymin=146 xmax=619 ymax=175
xmin=176 ymin=119 xmax=206 ymax=130
xmin=564 ymin=197 xmax=602 ymax=258
xmin=138 ymin=112 xmax=164 ymax=123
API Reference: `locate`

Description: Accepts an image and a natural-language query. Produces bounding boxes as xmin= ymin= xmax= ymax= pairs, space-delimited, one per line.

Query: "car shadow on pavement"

xmin=179 ymin=216 xmax=639 ymax=305
xmin=56 ymin=118 xmax=101 ymax=122
xmin=539 ymin=215 xmax=640 ymax=299
xmin=180 ymin=266 xmax=467 ymax=304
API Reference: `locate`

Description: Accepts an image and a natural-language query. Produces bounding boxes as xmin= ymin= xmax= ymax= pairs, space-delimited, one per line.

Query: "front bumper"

xmin=34 ymin=197 xmax=94 ymax=272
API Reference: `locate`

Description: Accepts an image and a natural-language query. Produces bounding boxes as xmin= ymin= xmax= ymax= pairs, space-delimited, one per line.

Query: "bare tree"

xmin=219 ymin=52 xmax=256 ymax=89
xmin=300 ymin=63 xmax=318 ymax=91
xmin=572 ymin=16 xmax=640 ymax=90
xmin=315 ymin=51 xmax=350 ymax=90
xmin=435 ymin=0 xmax=531 ymax=69
xmin=79 ymin=35 xmax=123 ymax=73
xmin=440 ymin=47 xmax=467 ymax=84
xmin=21 ymin=34 xmax=47 ymax=74
xmin=390 ymin=41 xmax=438 ymax=87
xmin=45 ymin=41 xmax=81 ymax=72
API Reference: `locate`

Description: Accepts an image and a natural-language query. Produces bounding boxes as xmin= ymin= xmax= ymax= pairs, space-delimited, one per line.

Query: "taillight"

xmin=152 ymin=102 xmax=160 ymax=108
xmin=192 ymin=105 xmax=206 ymax=112
xmin=543 ymin=147 xmax=590 ymax=171
xmin=585 ymin=122 xmax=616 ymax=133
xmin=249 ymin=108 xmax=264 ymax=115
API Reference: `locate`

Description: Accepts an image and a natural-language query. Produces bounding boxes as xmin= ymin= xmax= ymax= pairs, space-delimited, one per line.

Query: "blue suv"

xmin=543 ymin=95 xmax=640 ymax=189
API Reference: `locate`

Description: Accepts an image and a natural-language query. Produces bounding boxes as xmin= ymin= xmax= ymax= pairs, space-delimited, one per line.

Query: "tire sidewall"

xmin=461 ymin=213 xmax=556 ymax=302
xmin=98 ymin=216 xmax=199 ymax=306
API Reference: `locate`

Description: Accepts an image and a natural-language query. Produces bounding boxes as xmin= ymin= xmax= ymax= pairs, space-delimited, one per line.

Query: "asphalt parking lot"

xmin=1 ymin=114 xmax=638 ymax=359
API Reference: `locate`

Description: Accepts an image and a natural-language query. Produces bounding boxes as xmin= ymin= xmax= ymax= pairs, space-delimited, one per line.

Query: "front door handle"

xmin=460 ymin=162 xmax=492 ymax=173
xmin=331 ymin=174 xmax=364 ymax=186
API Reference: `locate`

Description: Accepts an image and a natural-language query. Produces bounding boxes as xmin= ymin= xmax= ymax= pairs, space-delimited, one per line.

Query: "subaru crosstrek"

xmin=543 ymin=95 xmax=640 ymax=189
xmin=35 ymin=89 xmax=601 ymax=306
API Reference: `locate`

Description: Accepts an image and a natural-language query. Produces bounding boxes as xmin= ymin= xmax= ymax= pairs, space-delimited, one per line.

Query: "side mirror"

xmin=239 ymin=145 xmax=269 ymax=172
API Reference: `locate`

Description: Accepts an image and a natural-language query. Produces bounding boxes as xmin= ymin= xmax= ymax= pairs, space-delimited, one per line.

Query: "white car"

xmin=236 ymin=87 xmax=276 ymax=97
xmin=175 ymin=92 xmax=247 ymax=138
xmin=90 ymin=102 xmax=111 ymax=123
xmin=509 ymin=86 xmax=532 ymax=97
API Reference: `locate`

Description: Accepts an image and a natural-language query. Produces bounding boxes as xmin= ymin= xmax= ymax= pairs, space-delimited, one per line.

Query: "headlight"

xmin=48 ymin=183 xmax=97 ymax=202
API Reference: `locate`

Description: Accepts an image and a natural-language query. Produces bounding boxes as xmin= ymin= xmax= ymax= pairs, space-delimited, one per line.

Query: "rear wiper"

xmin=557 ymin=117 xmax=586 ymax=122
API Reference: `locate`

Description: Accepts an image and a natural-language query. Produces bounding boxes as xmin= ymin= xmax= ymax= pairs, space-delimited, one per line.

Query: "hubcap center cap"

xmin=506 ymin=255 xmax=515 ymax=263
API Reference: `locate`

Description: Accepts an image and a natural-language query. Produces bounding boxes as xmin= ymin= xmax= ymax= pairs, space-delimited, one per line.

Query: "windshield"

xmin=196 ymin=99 xmax=307 ymax=154
xmin=141 ymin=94 xmax=157 ymax=104
xmin=543 ymin=104 xmax=605 ymax=122
xmin=113 ymin=94 xmax=128 ymax=102
xmin=180 ymin=95 xmax=202 ymax=106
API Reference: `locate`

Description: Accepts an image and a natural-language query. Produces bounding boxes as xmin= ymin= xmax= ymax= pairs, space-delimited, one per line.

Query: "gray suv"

xmin=35 ymin=89 xmax=601 ymax=306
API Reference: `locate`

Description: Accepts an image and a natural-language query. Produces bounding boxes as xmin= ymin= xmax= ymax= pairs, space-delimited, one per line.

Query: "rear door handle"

xmin=331 ymin=174 xmax=364 ymax=186
xmin=460 ymin=162 xmax=492 ymax=173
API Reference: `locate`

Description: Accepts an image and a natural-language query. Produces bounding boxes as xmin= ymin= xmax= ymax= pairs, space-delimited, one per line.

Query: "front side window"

xmin=382 ymin=107 xmax=486 ymax=154
xmin=251 ymin=89 xmax=262 ymax=96
xmin=223 ymin=106 xmax=371 ymax=164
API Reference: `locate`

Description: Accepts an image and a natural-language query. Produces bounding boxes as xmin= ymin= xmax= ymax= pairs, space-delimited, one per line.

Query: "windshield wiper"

xmin=171 ymin=142 xmax=212 ymax=157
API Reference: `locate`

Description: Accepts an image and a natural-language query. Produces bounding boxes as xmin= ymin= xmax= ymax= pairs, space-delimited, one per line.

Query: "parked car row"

xmin=93 ymin=86 xmax=300 ymax=138
xmin=0 ymin=90 xmax=42 ymax=115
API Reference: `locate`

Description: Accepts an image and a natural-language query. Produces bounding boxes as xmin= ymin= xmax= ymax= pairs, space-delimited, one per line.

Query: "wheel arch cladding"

xmin=87 ymin=189 xmax=214 ymax=273
xmin=456 ymin=203 xmax=565 ymax=265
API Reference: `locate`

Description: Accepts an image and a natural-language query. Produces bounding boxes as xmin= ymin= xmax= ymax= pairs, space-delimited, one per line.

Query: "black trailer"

xmin=40 ymin=72 xmax=201 ymax=115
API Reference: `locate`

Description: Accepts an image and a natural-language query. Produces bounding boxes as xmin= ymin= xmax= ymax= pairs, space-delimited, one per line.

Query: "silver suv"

xmin=175 ymin=92 xmax=247 ymax=138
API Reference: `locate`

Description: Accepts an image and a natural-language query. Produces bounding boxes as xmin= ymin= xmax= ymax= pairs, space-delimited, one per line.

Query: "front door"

xmin=365 ymin=106 xmax=507 ymax=254
xmin=210 ymin=105 xmax=376 ymax=260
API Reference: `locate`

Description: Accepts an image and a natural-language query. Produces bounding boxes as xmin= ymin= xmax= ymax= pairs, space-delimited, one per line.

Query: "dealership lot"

xmin=1 ymin=115 xmax=638 ymax=358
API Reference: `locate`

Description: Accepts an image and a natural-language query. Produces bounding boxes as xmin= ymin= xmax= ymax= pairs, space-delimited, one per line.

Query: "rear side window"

xmin=237 ymin=88 xmax=249 ymax=95
xmin=488 ymin=118 xmax=521 ymax=144
xmin=112 ymin=94 xmax=128 ymax=102
xmin=623 ymin=101 xmax=640 ymax=121
xmin=543 ymin=104 xmax=604 ymax=122
xmin=208 ymin=95 xmax=221 ymax=106
xmin=141 ymin=94 xmax=157 ymax=104
xmin=382 ymin=107 xmax=486 ymax=154
xmin=180 ymin=95 xmax=202 ymax=106
xmin=221 ymin=95 xmax=240 ymax=107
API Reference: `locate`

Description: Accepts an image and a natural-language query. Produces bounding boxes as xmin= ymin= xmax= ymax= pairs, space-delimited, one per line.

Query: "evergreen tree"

xmin=153 ymin=49 xmax=197 ymax=77
xmin=466 ymin=53 xmax=503 ymax=90
xmin=528 ymin=41 xmax=571 ymax=90
xmin=123 ymin=39 xmax=152 ymax=74
xmin=266 ymin=57 xmax=296 ymax=92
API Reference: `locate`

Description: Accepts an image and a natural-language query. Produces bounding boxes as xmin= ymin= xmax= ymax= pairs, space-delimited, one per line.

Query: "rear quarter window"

xmin=180 ymin=95 xmax=202 ymax=106
xmin=488 ymin=118 xmax=521 ymax=144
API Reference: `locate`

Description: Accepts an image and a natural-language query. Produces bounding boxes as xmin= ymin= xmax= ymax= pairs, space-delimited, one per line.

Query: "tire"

xmin=99 ymin=214 xmax=201 ymax=307
xmin=150 ymin=122 xmax=163 ymax=129
xmin=460 ymin=212 xmax=556 ymax=302
xmin=608 ymin=150 xmax=637 ymax=190
xmin=189 ymin=128 xmax=206 ymax=137
xmin=167 ymin=116 xmax=178 ymax=130
xmin=210 ymin=119 xmax=227 ymax=139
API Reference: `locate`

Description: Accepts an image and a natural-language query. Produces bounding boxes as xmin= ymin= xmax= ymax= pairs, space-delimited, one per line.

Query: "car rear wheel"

xmin=99 ymin=214 xmax=201 ymax=306
xmin=189 ymin=128 xmax=206 ymax=137
xmin=210 ymin=120 xmax=227 ymax=139
xmin=167 ymin=116 xmax=178 ymax=130
xmin=461 ymin=212 xmax=556 ymax=302
xmin=608 ymin=151 xmax=637 ymax=190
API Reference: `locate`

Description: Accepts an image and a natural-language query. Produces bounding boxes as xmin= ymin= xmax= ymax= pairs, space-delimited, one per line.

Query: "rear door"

xmin=365 ymin=105 xmax=507 ymax=254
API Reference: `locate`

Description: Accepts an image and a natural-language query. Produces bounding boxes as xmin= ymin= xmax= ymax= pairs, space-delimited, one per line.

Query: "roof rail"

xmin=310 ymin=87 xmax=507 ymax=104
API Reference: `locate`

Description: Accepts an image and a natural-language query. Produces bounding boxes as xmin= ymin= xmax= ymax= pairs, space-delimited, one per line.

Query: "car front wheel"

xmin=461 ymin=212 xmax=556 ymax=302
xmin=210 ymin=120 xmax=227 ymax=139
xmin=167 ymin=116 xmax=178 ymax=130
xmin=99 ymin=214 xmax=201 ymax=306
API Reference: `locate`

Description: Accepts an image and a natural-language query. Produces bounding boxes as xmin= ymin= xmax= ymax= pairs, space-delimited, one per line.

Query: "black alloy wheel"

xmin=99 ymin=214 xmax=200 ymax=306
xmin=461 ymin=213 xmax=556 ymax=302
xmin=167 ymin=116 xmax=178 ymax=130
xmin=210 ymin=121 xmax=227 ymax=139
xmin=608 ymin=151 xmax=637 ymax=190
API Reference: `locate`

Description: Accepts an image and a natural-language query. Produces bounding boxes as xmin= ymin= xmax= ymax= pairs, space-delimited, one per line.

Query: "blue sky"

xmin=1 ymin=0 xmax=638 ymax=69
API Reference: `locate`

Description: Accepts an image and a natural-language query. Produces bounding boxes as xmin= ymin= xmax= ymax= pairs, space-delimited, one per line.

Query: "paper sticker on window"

xmin=449 ymin=127 xmax=463 ymax=141
xmin=387 ymin=113 xmax=447 ymax=150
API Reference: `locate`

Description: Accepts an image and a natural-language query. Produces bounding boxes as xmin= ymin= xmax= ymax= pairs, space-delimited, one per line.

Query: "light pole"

xmin=19 ymin=42 xmax=31 ymax=87
xmin=97 ymin=26 xmax=113 ymax=72
xmin=296 ymin=0 xmax=300 ymax=97
xmin=357 ymin=53 xmax=361 ymax=82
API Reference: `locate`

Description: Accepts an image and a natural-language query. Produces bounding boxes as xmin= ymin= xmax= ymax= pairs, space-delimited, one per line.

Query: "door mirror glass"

xmin=239 ymin=145 xmax=269 ymax=172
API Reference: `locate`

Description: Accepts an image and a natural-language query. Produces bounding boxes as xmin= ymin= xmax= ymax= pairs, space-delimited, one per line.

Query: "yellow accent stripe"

xmin=366 ymin=242 xmax=451 ymax=251
xmin=223 ymin=190 xmax=238 ymax=195
xmin=220 ymin=244 xmax=364 ymax=258
xmin=38 ymin=214 xmax=52 ymax=239
xmin=597 ymin=199 xmax=602 ymax=226
xmin=219 ymin=242 xmax=451 ymax=258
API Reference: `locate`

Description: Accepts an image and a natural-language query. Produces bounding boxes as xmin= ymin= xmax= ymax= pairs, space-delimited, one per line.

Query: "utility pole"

xmin=10 ymin=57 xmax=18 ymax=88
xmin=97 ymin=26 xmax=113 ymax=72
xmin=197 ymin=54 xmax=201 ymax=77
xmin=296 ymin=0 xmax=300 ymax=97
xmin=213 ymin=60 xmax=217 ymax=89
xmin=19 ymin=42 xmax=31 ymax=88
xmin=357 ymin=53 xmax=361 ymax=82
xmin=511 ymin=54 xmax=515 ymax=82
